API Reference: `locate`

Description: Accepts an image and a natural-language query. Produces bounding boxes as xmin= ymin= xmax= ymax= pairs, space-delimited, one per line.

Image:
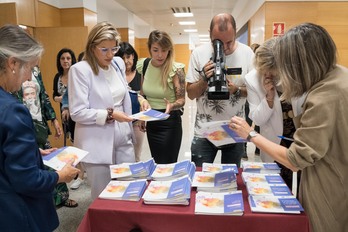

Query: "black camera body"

xmin=208 ymin=39 xmax=229 ymax=100
xmin=207 ymin=39 xmax=243 ymax=100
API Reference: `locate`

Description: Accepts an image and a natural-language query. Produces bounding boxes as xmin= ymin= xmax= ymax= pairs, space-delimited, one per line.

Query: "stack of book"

xmin=242 ymin=161 xmax=281 ymax=174
xmin=109 ymin=159 xmax=155 ymax=180
xmin=241 ymin=172 xmax=304 ymax=214
xmin=142 ymin=176 xmax=192 ymax=205
xmin=192 ymin=170 xmax=237 ymax=192
xmin=195 ymin=191 xmax=244 ymax=216
xmin=150 ymin=160 xmax=195 ymax=181
xmin=248 ymin=195 xmax=304 ymax=214
xmin=202 ymin=162 xmax=239 ymax=174
xmin=98 ymin=179 xmax=147 ymax=201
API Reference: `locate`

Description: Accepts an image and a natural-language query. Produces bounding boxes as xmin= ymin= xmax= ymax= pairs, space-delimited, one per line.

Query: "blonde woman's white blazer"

xmin=245 ymin=69 xmax=283 ymax=162
xmin=68 ymin=57 xmax=134 ymax=164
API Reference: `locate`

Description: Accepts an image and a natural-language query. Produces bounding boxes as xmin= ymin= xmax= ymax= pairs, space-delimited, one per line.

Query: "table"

xmin=77 ymin=170 xmax=310 ymax=232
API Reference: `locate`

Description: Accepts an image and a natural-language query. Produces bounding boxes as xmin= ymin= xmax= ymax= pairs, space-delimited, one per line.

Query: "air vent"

xmin=171 ymin=7 xmax=191 ymax=14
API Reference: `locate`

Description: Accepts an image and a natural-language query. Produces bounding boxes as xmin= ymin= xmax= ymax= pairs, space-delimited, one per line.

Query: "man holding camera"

xmin=186 ymin=13 xmax=254 ymax=167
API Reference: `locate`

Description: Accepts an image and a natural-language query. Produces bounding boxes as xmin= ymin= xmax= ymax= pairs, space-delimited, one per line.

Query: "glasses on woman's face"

xmin=96 ymin=46 xmax=120 ymax=55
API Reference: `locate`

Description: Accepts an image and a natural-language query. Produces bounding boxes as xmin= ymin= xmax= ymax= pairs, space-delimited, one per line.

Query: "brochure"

xmin=248 ymin=195 xmax=304 ymax=214
xmin=42 ymin=146 xmax=88 ymax=171
xmin=130 ymin=109 xmax=170 ymax=121
xmin=98 ymin=179 xmax=147 ymax=201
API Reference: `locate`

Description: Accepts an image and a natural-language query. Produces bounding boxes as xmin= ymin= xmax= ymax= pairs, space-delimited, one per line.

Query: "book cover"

xmin=150 ymin=160 xmax=193 ymax=181
xmin=248 ymin=195 xmax=304 ymax=214
xmin=242 ymin=173 xmax=285 ymax=185
xmin=42 ymin=146 xmax=88 ymax=171
xmin=130 ymin=109 xmax=170 ymax=121
xmin=142 ymin=176 xmax=191 ymax=205
xmin=195 ymin=191 xmax=244 ymax=216
xmin=202 ymin=163 xmax=239 ymax=174
xmin=246 ymin=183 xmax=292 ymax=197
xmin=202 ymin=121 xmax=246 ymax=147
xmin=98 ymin=179 xmax=147 ymax=201
xmin=110 ymin=159 xmax=156 ymax=180
xmin=192 ymin=171 xmax=237 ymax=192
xmin=242 ymin=161 xmax=281 ymax=174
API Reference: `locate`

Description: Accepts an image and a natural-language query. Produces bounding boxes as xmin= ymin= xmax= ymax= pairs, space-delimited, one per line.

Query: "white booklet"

xmin=202 ymin=121 xmax=246 ymax=147
xmin=248 ymin=195 xmax=304 ymax=214
xmin=130 ymin=109 xmax=170 ymax=121
xmin=42 ymin=146 xmax=88 ymax=171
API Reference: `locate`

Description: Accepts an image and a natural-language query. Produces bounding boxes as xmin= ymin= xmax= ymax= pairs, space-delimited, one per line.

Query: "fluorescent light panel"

xmin=173 ymin=12 xmax=193 ymax=17
xmin=179 ymin=21 xmax=196 ymax=25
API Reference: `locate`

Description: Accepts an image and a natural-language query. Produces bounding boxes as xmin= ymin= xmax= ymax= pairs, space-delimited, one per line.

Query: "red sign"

xmin=273 ymin=22 xmax=285 ymax=37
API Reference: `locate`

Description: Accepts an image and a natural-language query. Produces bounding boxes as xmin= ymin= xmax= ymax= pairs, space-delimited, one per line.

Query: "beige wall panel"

xmin=34 ymin=26 xmax=88 ymax=147
xmin=137 ymin=38 xmax=150 ymax=58
xmin=15 ymin=0 xmax=35 ymax=27
xmin=118 ymin=28 xmax=129 ymax=42
xmin=0 ymin=3 xmax=17 ymax=26
xmin=60 ymin=8 xmax=85 ymax=27
xmin=174 ymin=44 xmax=190 ymax=73
xmin=249 ymin=4 xmax=266 ymax=45
xmin=36 ymin=1 xmax=60 ymax=27
xmin=83 ymin=8 xmax=97 ymax=32
xmin=249 ymin=2 xmax=348 ymax=67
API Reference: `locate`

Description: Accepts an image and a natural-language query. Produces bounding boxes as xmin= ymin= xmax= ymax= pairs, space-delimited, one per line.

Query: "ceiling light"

xmin=179 ymin=21 xmax=196 ymax=25
xmin=174 ymin=12 xmax=193 ymax=17
xmin=184 ymin=29 xmax=197 ymax=33
xmin=198 ymin=34 xmax=209 ymax=38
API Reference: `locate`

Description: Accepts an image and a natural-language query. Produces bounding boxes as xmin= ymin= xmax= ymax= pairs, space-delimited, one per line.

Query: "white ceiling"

xmin=98 ymin=0 xmax=239 ymax=37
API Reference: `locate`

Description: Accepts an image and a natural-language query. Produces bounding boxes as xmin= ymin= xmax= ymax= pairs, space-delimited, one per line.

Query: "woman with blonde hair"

xmin=69 ymin=21 xmax=135 ymax=199
xmin=137 ymin=30 xmax=186 ymax=164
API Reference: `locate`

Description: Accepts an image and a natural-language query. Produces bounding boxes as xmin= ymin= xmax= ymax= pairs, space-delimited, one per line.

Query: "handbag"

xmin=129 ymin=90 xmax=140 ymax=114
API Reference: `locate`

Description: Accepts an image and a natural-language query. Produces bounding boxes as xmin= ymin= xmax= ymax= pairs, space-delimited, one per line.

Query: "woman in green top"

xmin=137 ymin=30 xmax=186 ymax=164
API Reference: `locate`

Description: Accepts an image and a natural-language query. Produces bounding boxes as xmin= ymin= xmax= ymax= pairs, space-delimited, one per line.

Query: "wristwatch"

xmin=247 ymin=130 xmax=258 ymax=142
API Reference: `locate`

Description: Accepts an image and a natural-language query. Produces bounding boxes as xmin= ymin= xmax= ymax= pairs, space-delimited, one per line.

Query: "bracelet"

xmin=106 ymin=108 xmax=114 ymax=123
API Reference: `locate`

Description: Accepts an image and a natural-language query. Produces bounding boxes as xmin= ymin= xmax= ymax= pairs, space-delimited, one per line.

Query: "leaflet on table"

xmin=195 ymin=191 xmax=244 ymax=216
xmin=130 ymin=109 xmax=170 ymax=121
xmin=42 ymin=146 xmax=89 ymax=171
xmin=110 ymin=159 xmax=155 ymax=180
xmin=192 ymin=170 xmax=237 ymax=192
xmin=241 ymin=173 xmax=286 ymax=186
xmin=142 ymin=176 xmax=191 ymax=205
xmin=248 ymin=195 xmax=304 ymax=214
xmin=202 ymin=162 xmax=239 ymax=174
xmin=242 ymin=161 xmax=281 ymax=174
xmin=202 ymin=121 xmax=246 ymax=147
xmin=98 ymin=179 xmax=147 ymax=201
xmin=246 ymin=182 xmax=292 ymax=197
xmin=150 ymin=160 xmax=195 ymax=181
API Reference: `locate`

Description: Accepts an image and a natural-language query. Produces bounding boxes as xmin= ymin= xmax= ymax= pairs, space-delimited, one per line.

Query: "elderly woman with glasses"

xmin=68 ymin=21 xmax=136 ymax=199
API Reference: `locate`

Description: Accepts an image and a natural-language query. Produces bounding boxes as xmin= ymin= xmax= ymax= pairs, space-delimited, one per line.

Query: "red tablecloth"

xmin=77 ymin=170 xmax=310 ymax=232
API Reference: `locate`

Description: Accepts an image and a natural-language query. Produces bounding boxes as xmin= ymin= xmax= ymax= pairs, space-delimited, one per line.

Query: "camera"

xmin=208 ymin=39 xmax=229 ymax=100
xmin=207 ymin=39 xmax=243 ymax=100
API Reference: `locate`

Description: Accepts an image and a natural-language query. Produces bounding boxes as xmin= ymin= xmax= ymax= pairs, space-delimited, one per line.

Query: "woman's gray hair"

xmin=84 ymin=21 xmax=121 ymax=75
xmin=274 ymin=23 xmax=337 ymax=100
xmin=0 ymin=24 xmax=43 ymax=75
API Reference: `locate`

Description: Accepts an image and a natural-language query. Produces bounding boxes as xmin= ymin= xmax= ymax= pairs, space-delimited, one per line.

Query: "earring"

xmin=12 ymin=70 xmax=15 ymax=74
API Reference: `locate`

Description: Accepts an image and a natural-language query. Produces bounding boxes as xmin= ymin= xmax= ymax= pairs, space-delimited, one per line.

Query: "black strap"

xmin=142 ymin=58 xmax=151 ymax=76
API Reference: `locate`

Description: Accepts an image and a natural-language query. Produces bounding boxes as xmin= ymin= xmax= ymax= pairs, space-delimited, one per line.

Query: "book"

xmin=241 ymin=173 xmax=286 ymax=186
xmin=142 ymin=176 xmax=191 ymax=205
xmin=42 ymin=146 xmax=89 ymax=171
xmin=242 ymin=161 xmax=281 ymax=174
xmin=192 ymin=170 xmax=237 ymax=192
xmin=246 ymin=183 xmax=293 ymax=197
xmin=130 ymin=109 xmax=170 ymax=121
xmin=98 ymin=179 xmax=147 ymax=201
xmin=150 ymin=160 xmax=195 ymax=181
xmin=202 ymin=121 xmax=246 ymax=147
xmin=248 ymin=195 xmax=304 ymax=214
xmin=109 ymin=159 xmax=155 ymax=180
xmin=195 ymin=191 xmax=244 ymax=216
xmin=202 ymin=162 xmax=239 ymax=174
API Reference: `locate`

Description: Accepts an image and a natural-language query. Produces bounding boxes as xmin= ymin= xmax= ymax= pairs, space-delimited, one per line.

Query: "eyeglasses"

xmin=96 ymin=46 xmax=120 ymax=55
